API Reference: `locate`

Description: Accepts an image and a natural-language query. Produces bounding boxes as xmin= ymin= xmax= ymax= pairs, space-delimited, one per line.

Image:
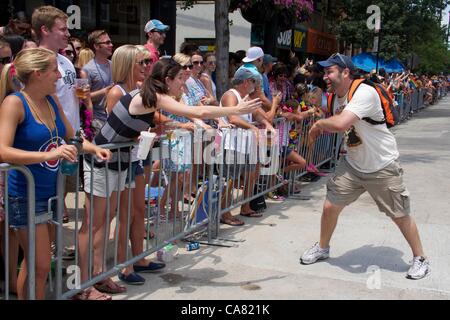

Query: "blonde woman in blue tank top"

xmin=0 ymin=48 xmax=111 ymax=300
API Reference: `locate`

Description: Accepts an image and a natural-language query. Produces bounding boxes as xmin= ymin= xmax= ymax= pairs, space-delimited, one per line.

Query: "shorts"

xmin=125 ymin=161 xmax=145 ymax=189
xmin=220 ymin=151 xmax=257 ymax=178
xmin=162 ymin=134 xmax=192 ymax=172
xmin=326 ymin=158 xmax=411 ymax=219
xmin=7 ymin=196 xmax=57 ymax=229
xmin=281 ymin=146 xmax=293 ymax=158
xmin=83 ymin=160 xmax=128 ymax=198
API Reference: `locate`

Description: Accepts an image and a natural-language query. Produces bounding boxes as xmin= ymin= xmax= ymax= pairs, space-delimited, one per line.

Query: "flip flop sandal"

xmin=72 ymin=289 xmax=112 ymax=300
xmin=267 ymin=192 xmax=286 ymax=201
xmin=94 ymin=279 xmax=127 ymax=294
xmin=240 ymin=211 xmax=263 ymax=218
xmin=220 ymin=218 xmax=245 ymax=226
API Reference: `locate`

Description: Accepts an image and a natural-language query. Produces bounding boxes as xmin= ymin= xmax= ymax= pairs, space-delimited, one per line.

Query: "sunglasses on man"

xmin=96 ymin=40 xmax=113 ymax=45
xmin=151 ymin=30 xmax=166 ymax=35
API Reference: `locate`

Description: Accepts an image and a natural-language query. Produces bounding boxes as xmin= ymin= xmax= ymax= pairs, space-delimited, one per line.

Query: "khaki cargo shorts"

xmin=326 ymin=159 xmax=410 ymax=219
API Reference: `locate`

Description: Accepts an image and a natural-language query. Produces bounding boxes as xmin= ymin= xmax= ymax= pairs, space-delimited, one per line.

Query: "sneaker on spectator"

xmin=300 ymin=242 xmax=330 ymax=265
xmin=406 ymin=256 xmax=430 ymax=280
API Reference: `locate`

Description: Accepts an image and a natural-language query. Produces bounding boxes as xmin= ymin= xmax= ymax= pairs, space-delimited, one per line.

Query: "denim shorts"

xmin=125 ymin=161 xmax=145 ymax=189
xmin=7 ymin=196 xmax=57 ymax=229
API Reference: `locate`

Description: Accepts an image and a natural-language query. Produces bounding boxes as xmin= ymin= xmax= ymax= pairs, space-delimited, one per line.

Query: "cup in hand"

xmin=75 ymin=78 xmax=90 ymax=99
xmin=137 ymin=131 xmax=156 ymax=160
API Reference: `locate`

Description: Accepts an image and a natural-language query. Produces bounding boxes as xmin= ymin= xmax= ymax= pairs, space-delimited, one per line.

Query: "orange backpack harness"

xmin=327 ymin=79 xmax=399 ymax=128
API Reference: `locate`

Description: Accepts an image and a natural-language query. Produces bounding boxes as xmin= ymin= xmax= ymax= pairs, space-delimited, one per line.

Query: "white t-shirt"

xmin=56 ymin=54 xmax=79 ymax=131
xmin=333 ymin=83 xmax=399 ymax=173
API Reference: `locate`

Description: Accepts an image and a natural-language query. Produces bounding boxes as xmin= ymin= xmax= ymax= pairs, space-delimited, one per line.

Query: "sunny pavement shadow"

xmin=324 ymin=244 xmax=410 ymax=274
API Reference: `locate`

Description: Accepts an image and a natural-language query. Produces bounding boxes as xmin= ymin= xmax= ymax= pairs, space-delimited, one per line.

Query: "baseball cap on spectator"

xmin=232 ymin=67 xmax=259 ymax=84
xmin=263 ymin=54 xmax=277 ymax=65
xmin=242 ymin=46 xmax=264 ymax=63
xmin=318 ymin=53 xmax=355 ymax=71
xmin=144 ymin=19 xmax=170 ymax=33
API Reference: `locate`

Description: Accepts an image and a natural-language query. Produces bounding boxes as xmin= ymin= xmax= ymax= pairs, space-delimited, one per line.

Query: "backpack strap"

xmin=350 ymin=79 xmax=387 ymax=126
xmin=328 ymin=78 xmax=387 ymax=126
xmin=327 ymin=79 xmax=364 ymax=115
xmin=361 ymin=117 xmax=385 ymax=125
xmin=348 ymin=79 xmax=365 ymax=101
xmin=326 ymin=93 xmax=335 ymax=114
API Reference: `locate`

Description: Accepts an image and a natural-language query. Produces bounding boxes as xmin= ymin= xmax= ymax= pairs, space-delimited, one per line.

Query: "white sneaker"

xmin=406 ymin=256 xmax=430 ymax=280
xmin=300 ymin=242 xmax=330 ymax=265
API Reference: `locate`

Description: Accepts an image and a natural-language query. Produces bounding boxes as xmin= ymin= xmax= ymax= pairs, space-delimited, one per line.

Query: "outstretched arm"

xmin=129 ymin=93 xmax=261 ymax=119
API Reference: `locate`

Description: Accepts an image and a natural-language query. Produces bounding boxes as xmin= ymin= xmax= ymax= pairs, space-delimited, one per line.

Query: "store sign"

xmin=293 ymin=26 xmax=307 ymax=52
xmin=307 ymin=28 xmax=337 ymax=56
xmin=277 ymin=30 xmax=292 ymax=49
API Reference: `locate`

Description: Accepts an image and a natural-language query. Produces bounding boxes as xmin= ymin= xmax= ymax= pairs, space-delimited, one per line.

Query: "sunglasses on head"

xmin=182 ymin=64 xmax=193 ymax=70
xmin=137 ymin=58 xmax=152 ymax=66
xmin=0 ymin=56 xmax=12 ymax=65
xmin=330 ymin=53 xmax=348 ymax=69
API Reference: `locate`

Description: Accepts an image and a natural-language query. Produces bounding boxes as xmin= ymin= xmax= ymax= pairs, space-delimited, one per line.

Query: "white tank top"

xmin=219 ymin=89 xmax=254 ymax=154
xmin=219 ymin=89 xmax=252 ymax=123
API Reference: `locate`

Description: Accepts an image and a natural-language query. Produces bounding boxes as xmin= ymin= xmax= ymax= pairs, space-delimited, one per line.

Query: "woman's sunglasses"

xmin=137 ymin=59 xmax=152 ymax=66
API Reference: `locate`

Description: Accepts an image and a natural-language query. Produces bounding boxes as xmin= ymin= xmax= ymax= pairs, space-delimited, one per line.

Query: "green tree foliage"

xmin=331 ymin=0 xmax=450 ymax=73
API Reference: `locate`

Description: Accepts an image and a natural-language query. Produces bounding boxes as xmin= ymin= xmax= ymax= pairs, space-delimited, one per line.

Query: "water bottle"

xmin=185 ymin=242 xmax=200 ymax=251
xmin=156 ymin=243 xmax=179 ymax=262
xmin=61 ymin=130 xmax=83 ymax=176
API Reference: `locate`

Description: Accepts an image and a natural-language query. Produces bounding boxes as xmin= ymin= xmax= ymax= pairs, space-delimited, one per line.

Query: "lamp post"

xmin=375 ymin=28 xmax=381 ymax=73
xmin=367 ymin=5 xmax=381 ymax=73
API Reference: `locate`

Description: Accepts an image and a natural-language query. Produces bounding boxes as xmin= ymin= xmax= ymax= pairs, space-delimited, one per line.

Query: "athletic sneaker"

xmin=300 ymin=242 xmax=330 ymax=265
xmin=406 ymin=256 xmax=430 ymax=280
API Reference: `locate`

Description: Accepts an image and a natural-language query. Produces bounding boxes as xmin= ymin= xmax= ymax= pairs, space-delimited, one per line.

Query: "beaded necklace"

xmin=21 ymin=91 xmax=59 ymax=146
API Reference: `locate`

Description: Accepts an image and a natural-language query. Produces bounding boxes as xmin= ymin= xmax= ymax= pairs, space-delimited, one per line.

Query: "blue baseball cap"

xmin=318 ymin=53 xmax=355 ymax=71
xmin=144 ymin=19 xmax=170 ymax=33
xmin=263 ymin=54 xmax=277 ymax=65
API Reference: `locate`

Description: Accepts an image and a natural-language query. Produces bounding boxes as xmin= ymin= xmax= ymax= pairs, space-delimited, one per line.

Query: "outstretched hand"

xmin=237 ymin=95 xmax=261 ymax=114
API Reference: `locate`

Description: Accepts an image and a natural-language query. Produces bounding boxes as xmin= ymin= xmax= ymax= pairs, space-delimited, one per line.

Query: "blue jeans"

xmin=7 ymin=196 xmax=56 ymax=229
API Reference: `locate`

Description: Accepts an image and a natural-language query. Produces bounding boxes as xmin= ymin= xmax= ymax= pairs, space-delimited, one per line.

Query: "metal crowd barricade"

xmin=418 ymin=88 xmax=425 ymax=109
xmin=411 ymin=89 xmax=419 ymax=113
xmin=0 ymin=163 xmax=36 ymax=300
xmin=211 ymin=115 xmax=338 ymax=239
xmin=53 ymin=132 xmax=215 ymax=299
xmin=394 ymin=92 xmax=402 ymax=123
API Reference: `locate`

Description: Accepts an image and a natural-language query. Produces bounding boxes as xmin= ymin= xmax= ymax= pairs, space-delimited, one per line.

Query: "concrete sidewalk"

xmin=115 ymin=97 xmax=450 ymax=300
